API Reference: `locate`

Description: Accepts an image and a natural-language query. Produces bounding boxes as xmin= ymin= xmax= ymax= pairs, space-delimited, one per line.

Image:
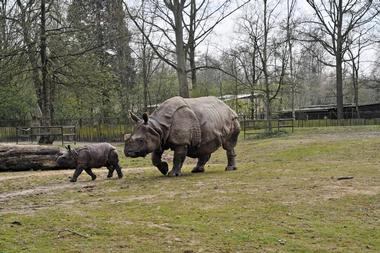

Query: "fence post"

xmin=292 ymin=119 xmax=294 ymax=133
xmin=61 ymin=126 xmax=64 ymax=146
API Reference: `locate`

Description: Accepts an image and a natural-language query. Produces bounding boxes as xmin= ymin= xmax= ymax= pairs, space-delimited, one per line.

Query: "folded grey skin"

xmin=56 ymin=143 xmax=123 ymax=182
xmin=124 ymin=96 xmax=240 ymax=177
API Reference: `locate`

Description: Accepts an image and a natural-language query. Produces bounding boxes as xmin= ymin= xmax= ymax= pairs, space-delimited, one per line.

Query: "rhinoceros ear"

xmin=130 ymin=111 xmax=141 ymax=123
xmin=67 ymin=145 xmax=71 ymax=152
xmin=124 ymin=134 xmax=131 ymax=141
xmin=142 ymin=113 xmax=148 ymax=124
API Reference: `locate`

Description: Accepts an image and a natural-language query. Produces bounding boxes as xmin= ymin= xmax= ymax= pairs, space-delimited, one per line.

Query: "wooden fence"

xmin=0 ymin=124 xmax=133 ymax=143
xmin=1 ymin=117 xmax=380 ymax=143
xmin=16 ymin=126 xmax=76 ymax=145
xmin=241 ymin=117 xmax=380 ymax=139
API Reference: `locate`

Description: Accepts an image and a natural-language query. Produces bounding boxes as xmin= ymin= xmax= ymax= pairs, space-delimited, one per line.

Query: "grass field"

xmin=0 ymin=126 xmax=380 ymax=252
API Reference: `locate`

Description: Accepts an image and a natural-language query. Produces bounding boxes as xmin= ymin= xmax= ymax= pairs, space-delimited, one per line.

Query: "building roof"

xmin=282 ymin=102 xmax=380 ymax=113
xmin=219 ymin=93 xmax=260 ymax=101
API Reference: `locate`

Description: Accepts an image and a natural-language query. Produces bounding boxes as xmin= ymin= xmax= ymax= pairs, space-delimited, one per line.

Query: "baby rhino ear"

xmin=142 ymin=113 xmax=148 ymax=124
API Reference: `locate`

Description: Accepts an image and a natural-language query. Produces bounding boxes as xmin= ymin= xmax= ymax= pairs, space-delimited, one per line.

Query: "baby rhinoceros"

xmin=56 ymin=143 xmax=123 ymax=182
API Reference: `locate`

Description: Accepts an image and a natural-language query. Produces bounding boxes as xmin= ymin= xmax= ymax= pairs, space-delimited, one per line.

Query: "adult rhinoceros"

xmin=124 ymin=96 xmax=240 ymax=176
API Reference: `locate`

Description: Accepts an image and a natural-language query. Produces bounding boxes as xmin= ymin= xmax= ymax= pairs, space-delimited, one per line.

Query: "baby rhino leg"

xmin=107 ymin=166 xmax=115 ymax=178
xmin=109 ymin=150 xmax=123 ymax=179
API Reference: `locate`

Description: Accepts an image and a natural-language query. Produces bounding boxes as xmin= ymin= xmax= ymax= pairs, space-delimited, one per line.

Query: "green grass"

xmin=1 ymin=125 xmax=380 ymax=252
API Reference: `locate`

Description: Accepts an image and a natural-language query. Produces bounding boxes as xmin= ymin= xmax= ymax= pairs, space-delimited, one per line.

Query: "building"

xmin=279 ymin=102 xmax=380 ymax=120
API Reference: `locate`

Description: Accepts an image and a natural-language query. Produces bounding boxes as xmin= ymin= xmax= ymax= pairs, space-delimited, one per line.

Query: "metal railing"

xmin=16 ymin=126 xmax=76 ymax=145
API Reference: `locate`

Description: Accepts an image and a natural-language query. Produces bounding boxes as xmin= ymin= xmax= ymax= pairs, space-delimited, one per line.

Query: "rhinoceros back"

xmin=150 ymin=97 xmax=201 ymax=145
xmin=150 ymin=96 xmax=238 ymax=147
xmin=185 ymin=96 xmax=239 ymax=144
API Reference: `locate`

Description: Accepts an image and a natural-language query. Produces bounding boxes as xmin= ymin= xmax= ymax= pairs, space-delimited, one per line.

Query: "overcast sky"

xmin=201 ymin=0 xmax=378 ymax=73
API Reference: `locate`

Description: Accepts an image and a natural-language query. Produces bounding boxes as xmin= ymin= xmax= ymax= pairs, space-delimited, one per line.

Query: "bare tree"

xmin=305 ymin=0 xmax=378 ymax=119
xmin=125 ymin=0 xmax=250 ymax=98
xmin=237 ymin=11 xmax=262 ymax=119
xmin=15 ymin=0 xmax=53 ymax=126
xmin=285 ymin=0 xmax=297 ymax=119
xmin=255 ymin=0 xmax=287 ymax=132
xmin=185 ymin=0 xmax=250 ymax=88
xmin=346 ymin=29 xmax=373 ymax=118
xmin=131 ymin=0 xmax=162 ymax=111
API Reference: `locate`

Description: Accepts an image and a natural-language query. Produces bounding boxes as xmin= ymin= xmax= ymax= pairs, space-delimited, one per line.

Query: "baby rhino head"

xmin=56 ymin=145 xmax=77 ymax=168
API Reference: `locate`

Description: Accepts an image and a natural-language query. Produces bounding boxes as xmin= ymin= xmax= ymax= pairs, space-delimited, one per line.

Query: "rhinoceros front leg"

xmin=152 ymin=149 xmax=168 ymax=175
xmin=70 ymin=166 xmax=84 ymax=182
xmin=168 ymin=146 xmax=187 ymax=177
xmin=191 ymin=154 xmax=211 ymax=173
xmin=225 ymin=148 xmax=237 ymax=171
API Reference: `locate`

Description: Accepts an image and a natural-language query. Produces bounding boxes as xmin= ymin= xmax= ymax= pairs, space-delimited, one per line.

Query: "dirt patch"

xmin=322 ymin=185 xmax=380 ymax=200
xmin=0 ymin=182 xmax=93 ymax=202
xmin=0 ymin=167 xmax=151 ymax=197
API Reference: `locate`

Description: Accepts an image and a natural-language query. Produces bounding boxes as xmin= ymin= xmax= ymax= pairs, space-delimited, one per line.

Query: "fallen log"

xmin=0 ymin=144 xmax=65 ymax=171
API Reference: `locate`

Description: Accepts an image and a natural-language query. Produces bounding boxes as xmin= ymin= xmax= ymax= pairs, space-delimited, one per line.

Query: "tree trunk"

xmin=263 ymin=0 xmax=272 ymax=133
xmin=265 ymin=93 xmax=272 ymax=132
xmin=142 ymin=35 xmax=148 ymax=111
xmin=40 ymin=0 xmax=51 ymax=126
xmin=335 ymin=0 xmax=344 ymax=120
xmin=353 ymin=65 xmax=360 ymax=119
xmin=0 ymin=144 xmax=64 ymax=171
xmin=173 ymin=0 xmax=189 ymax=98
xmin=188 ymin=0 xmax=197 ymax=89
xmin=189 ymin=46 xmax=197 ymax=90
xmin=250 ymin=90 xmax=255 ymax=119
xmin=18 ymin=1 xmax=43 ymax=120
xmin=0 ymin=1 xmax=6 ymax=51
xmin=354 ymin=85 xmax=359 ymax=118
xmin=336 ymin=54 xmax=344 ymax=120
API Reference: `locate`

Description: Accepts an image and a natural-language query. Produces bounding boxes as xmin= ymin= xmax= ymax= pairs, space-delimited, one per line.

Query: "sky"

xmin=201 ymin=0 xmax=378 ymax=74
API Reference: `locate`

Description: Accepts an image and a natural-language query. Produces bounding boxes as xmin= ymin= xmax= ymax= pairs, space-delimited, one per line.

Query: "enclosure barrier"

xmin=1 ymin=116 xmax=380 ymax=143
xmin=16 ymin=126 xmax=76 ymax=145
xmin=241 ymin=117 xmax=380 ymax=139
xmin=242 ymin=118 xmax=294 ymax=139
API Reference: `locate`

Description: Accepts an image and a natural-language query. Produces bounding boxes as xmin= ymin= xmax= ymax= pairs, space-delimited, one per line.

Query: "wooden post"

xmin=61 ymin=126 xmax=64 ymax=146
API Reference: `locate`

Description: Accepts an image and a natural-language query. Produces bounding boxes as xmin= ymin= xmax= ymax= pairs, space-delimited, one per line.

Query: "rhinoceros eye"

xmin=136 ymin=138 xmax=144 ymax=144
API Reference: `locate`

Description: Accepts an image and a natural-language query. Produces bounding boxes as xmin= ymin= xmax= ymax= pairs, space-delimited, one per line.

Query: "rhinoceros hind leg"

xmin=84 ymin=168 xmax=97 ymax=180
xmin=107 ymin=166 xmax=114 ymax=178
xmin=108 ymin=150 xmax=122 ymax=178
xmin=192 ymin=154 xmax=211 ymax=173
xmin=115 ymin=165 xmax=123 ymax=179
xmin=225 ymin=149 xmax=237 ymax=171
